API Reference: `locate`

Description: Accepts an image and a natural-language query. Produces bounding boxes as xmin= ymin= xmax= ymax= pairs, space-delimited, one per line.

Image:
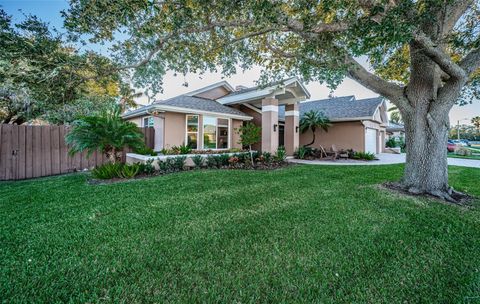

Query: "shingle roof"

xmin=224 ymin=77 xmax=297 ymax=97
xmin=386 ymin=122 xmax=405 ymax=132
xmin=278 ymin=96 xmax=384 ymax=121
xmin=153 ymin=95 xmax=250 ymax=117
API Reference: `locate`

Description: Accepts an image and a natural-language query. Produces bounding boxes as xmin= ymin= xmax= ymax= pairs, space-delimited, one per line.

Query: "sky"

xmin=2 ymin=0 xmax=479 ymax=126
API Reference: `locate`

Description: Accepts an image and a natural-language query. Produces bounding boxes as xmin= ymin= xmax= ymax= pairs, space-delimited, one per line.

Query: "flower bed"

xmin=294 ymin=146 xmax=377 ymax=161
xmin=89 ymin=149 xmax=289 ymax=183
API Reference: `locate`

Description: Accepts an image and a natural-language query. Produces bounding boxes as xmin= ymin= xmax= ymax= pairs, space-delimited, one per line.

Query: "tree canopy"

xmin=64 ymin=0 xmax=479 ymax=102
xmin=0 ymin=9 xmax=126 ymax=124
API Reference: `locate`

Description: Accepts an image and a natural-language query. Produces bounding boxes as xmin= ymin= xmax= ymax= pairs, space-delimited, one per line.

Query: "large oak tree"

xmin=64 ymin=0 xmax=480 ymax=202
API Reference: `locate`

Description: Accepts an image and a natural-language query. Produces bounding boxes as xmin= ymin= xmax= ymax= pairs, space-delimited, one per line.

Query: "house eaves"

xmin=122 ymin=104 xmax=252 ymax=121
xmin=184 ymin=81 xmax=235 ymax=97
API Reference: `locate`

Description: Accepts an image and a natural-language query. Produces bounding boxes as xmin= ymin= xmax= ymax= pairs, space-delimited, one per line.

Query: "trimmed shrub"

xmin=138 ymin=159 xmax=155 ymax=175
xmin=206 ymin=155 xmax=218 ymax=168
xmin=191 ymin=155 xmax=204 ymax=167
xmin=172 ymin=156 xmax=187 ymax=171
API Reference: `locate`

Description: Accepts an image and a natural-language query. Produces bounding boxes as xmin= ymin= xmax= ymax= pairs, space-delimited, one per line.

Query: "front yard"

xmin=1 ymin=165 xmax=479 ymax=303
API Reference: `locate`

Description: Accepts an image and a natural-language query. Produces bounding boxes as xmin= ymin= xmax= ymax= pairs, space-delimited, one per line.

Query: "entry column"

xmin=261 ymin=97 xmax=279 ymax=153
xmin=284 ymin=103 xmax=299 ymax=156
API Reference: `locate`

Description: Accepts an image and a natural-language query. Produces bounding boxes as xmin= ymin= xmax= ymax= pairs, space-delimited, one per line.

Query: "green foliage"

xmin=118 ymin=163 xmax=140 ymax=179
xmin=172 ymin=156 xmax=187 ymax=171
xmin=300 ymin=111 xmax=331 ymax=146
xmin=162 ymin=145 xmax=192 ymax=155
xmin=65 ymin=105 xmax=145 ymax=162
xmin=191 ymin=155 xmax=204 ymax=168
xmin=91 ymin=163 xmax=123 ymax=179
xmin=274 ymin=146 xmax=287 ymax=163
xmin=206 ymin=155 xmax=219 ymax=169
xmin=294 ymin=146 xmax=312 ymax=160
xmin=91 ymin=162 xmax=141 ymax=179
xmin=237 ymin=123 xmax=261 ymax=149
xmin=352 ymin=152 xmax=376 ymax=161
xmin=386 ymin=137 xmax=397 ymax=148
xmin=0 ymin=9 xmax=123 ymax=124
xmin=219 ymin=154 xmax=230 ymax=167
xmin=134 ymin=146 xmax=157 ymax=156
xmin=178 ymin=145 xmax=192 ymax=155
xmin=138 ymin=159 xmax=155 ymax=175
xmin=158 ymin=158 xmax=174 ymax=172
xmin=262 ymin=152 xmax=273 ymax=164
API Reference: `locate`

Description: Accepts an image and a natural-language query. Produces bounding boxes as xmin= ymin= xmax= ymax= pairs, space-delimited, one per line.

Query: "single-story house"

xmin=123 ymin=77 xmax=388 ymax=155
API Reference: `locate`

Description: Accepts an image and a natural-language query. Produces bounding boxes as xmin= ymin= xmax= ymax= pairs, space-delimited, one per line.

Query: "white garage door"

xmin=365 ymin=128 xmax=377 ymax=154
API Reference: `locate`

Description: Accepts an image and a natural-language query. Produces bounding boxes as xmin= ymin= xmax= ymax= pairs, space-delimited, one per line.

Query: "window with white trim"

xmin=143 ymin=116 xmax=154 ymax=128
xmin=203 ymin=116 xmax=229 ymax=149
xmin=186 ymin=115 xmax=199 ymax=149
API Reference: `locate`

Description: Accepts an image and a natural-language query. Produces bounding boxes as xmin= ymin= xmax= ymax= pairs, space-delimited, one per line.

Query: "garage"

xmin=365 ymin=128 xmax=377 ymax=154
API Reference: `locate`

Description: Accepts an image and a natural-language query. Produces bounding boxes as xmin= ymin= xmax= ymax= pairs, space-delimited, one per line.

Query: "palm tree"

xmin=472 ymin=116 xmax=480 ymax=135
xmin=65 ymin=105 xmax=145 ymax=163
xmin=119 ymin=86 xmax=142 ymax=112
xmin=299 ymin=110 xmax=331 ymax=146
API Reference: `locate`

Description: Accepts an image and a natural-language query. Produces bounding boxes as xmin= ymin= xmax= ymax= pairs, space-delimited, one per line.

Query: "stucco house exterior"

xmin=123 ymin=77 xmax=388 ymax=155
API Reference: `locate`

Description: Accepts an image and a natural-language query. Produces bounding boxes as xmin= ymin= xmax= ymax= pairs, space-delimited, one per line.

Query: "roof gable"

xmin=184 ymin=81 xmax=234 ymax=99
xmin=217 ymin=77 xmax=311 ymax=105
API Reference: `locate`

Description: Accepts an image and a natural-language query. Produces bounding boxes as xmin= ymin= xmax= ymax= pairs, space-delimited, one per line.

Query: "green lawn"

xmin=1 ymin=165 xmax=480 ymax=303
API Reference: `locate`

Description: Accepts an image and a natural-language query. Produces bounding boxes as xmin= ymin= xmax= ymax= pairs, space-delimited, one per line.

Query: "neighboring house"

xmin=123 ymin=77 xmax=388 ymax=155
xmin=386 ymin=122 xmax=405 ymax=140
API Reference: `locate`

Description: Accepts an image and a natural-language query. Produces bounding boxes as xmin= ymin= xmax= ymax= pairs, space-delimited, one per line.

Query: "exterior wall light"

xmin=296 ymin=126 xmax=299 ymax=133
xmin=273 ymin=124 xmax=278 ymax=132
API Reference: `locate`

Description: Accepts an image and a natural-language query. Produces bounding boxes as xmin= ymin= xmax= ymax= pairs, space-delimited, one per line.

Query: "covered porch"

xmin=217 ymin=77 xmax=311 ymax=155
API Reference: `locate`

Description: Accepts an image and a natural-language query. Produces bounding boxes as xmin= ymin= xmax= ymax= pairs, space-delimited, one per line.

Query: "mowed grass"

xmin=1 ymin=165 xmax=480 ymax=303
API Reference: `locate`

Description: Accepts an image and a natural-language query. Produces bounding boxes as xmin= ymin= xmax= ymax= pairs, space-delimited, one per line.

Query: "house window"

xmin=143 ymin=116 xmax=154 ymax=128
xmin=186 ymin=115 xmax=199 ymax=149
xmin=217 ymin=118 xmax=229 ymax=149
xmin=203 ymin=116 xmax=230 ymax=149
xmin=203 ymin=116 xmax=217 ymax=149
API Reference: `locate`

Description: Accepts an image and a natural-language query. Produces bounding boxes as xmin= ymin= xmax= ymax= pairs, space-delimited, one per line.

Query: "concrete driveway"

xmin=288 ymin=153 xmax=480 ymax=169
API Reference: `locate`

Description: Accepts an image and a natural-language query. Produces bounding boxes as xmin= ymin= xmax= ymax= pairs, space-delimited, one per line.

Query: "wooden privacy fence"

xmin=0 ymin=124 xmax=154 ymax=181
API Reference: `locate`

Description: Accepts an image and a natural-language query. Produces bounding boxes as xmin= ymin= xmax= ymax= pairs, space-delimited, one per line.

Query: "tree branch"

xmin=459 ymin=47 xmax=480 ymax=76
xmin=265 ymin=43 xmax=407 ymax=108
xmin=412 ymin=31 xmax=467 ymax=80
xmin=345 ymin=56 xmax=405 ymax=102
xmin=121 ymin=20 xmax=252 ymax=69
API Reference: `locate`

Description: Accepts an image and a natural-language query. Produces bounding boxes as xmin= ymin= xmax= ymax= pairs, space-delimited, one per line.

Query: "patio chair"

xmin=317 ymin=145 xmax=328 ymax=159
xmin=326 ymin=145 xmax=339 ymax=160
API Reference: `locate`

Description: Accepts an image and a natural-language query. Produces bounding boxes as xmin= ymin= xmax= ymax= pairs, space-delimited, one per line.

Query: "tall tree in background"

xmin=64 ymin=0 xmax=480 ymax=202
xmin=0 ymin=9 xmax=123 ymax=124
xmin=472 ymin=116 xmax=480 ymax=134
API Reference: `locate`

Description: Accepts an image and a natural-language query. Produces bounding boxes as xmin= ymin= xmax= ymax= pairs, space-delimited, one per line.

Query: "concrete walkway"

xmin=288 ymin=153 xmax=480 ymax=168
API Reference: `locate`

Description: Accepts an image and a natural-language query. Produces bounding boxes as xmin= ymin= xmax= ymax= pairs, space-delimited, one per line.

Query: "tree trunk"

xmin=396 ymin=41 xmax=467 ymax=202
xmin=305 ymin=128 xmax=316 ymax=147
xmin=401 ymin=107 xmax=451 ymax=198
